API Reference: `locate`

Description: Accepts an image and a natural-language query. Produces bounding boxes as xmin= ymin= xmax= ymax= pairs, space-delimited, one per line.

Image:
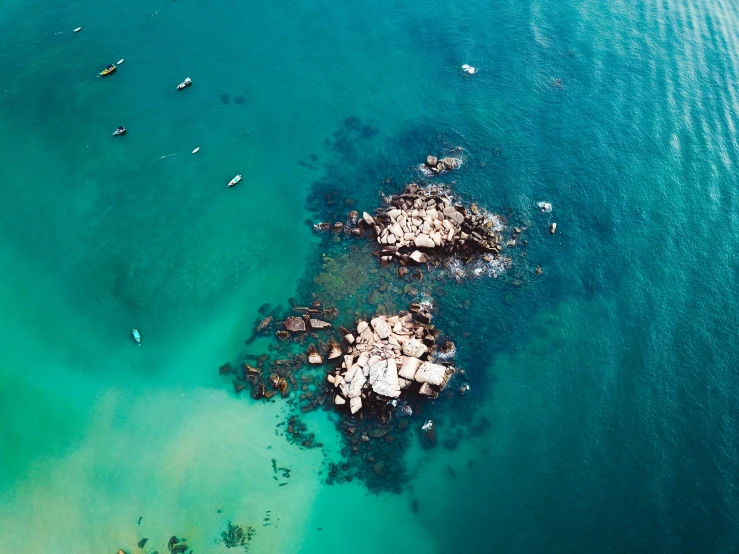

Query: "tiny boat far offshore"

xmin=132 ymin=329 xmax=141 ymax=345
xmin=228 ymin=175 xmax=242 ymax=187
xmin=177 ymin=77 xmax=192 ymax=90
xmin=113 ymin=125 xmax=126 ymax=136
xmin=100 ymin=63 xmax=116 ymax=76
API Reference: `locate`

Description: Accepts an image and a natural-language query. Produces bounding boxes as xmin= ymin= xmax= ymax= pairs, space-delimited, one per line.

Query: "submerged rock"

xmin=420 ymin=419 xmax=437 ymax=448
xmin=256 ymin=316 xmax=273 ymax=332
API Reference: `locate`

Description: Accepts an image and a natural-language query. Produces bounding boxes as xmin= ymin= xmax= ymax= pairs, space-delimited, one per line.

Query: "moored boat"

xmin=100 ymin=63 xmax=116 ymax=76
xmin=228 ymin=175 xmax=242 ymax=187
xmin=117 ymin=58 xmax=125 ymax=65
xmin=177 ymin=77 xmax=192 ymax=90
xmin=192 ymin=147 xmax=200 ymax=154
xmin=132 ymin=329 xmax=141 ymax=344
xmin=74 ymin=27 xmax=82 ymax=33
xmin=113 ymin=125 xmax=126 ymax=136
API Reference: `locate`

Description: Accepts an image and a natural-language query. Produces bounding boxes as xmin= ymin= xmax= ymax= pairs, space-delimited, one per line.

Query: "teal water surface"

xmin=1 ymin=0 xmax=739 ymax=552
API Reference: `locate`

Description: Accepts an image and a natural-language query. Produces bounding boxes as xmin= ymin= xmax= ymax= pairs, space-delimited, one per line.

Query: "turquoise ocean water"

xmin=1 ymin=0 xmax=739 ymax=551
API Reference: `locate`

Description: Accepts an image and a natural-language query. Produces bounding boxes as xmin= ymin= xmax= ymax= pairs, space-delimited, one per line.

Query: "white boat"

xmin=461 ymin=64 xmax=477 ymax=74
xmin=74 ymin=27 xmax=82 ymax=33
xmin=228 ymin=175 xmax=242 ymax=187
xmin=117 ymin=58 xmax=125 ymax=65
xmin=192 ymin=147 xmax=200 ymax=154
xmin=177 ymin=77 xmax=192 ymax=91
xmin=132 ymin=328 xmax=141 ymax=345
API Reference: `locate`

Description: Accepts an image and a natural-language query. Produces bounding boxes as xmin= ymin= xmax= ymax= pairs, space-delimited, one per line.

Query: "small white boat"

xmin=461 ymin=64 xmax=478 ymax=74
xmin=74 ymin=27 xmax=82 ymax=33
xmin=228 ymin=175 xmax=242 ymax=187
xmin=132 ymin=328 xmax=141 ymax=345
xmin=177 ymin=77 xmax=192 ymax=91
xmin=117 ymin=59 xmax=125 ymax=65
xmin=192 ymin=147 xmax=200 ymax=154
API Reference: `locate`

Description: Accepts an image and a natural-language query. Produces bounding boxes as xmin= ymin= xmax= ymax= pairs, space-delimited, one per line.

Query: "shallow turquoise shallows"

xmin=2 ymin=0 xmax=739 ymax=551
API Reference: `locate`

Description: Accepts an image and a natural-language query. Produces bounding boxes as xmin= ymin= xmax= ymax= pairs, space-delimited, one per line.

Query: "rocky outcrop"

xmin=325 ymin=306 xmax=456 ymax=414
xmin=354 ymin=184 xmax=507 ymax=266
xmin=284 ymin=316 xmax=306 ymax=332
xmin=424 ymin=154 xmax=460 ymax=174
xmin=307 ymin=344 xmax=323 ymax=365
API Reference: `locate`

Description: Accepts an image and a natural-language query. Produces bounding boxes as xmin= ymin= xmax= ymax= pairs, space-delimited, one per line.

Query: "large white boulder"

xmin=371 ymin=316 xmax=391 ymax=339
xmin=414 ymin=361 xmax=452 ymax=387
xmin=350 ymin=397 xmax=362 ymax=414
xmin=399 ymin=356 xmax=423 ymax=380
xmin=347 ymin=370 xmax=367 ymax=398
xmin=414 ymin=234 xmax=436 ymax=248
xmin=402 ymin=338 xmax=428 ymax=358
xmin=369 ymin=356 xmax=401 ymax=398
xmin=409 ymin=250 xmax=429 ymax=264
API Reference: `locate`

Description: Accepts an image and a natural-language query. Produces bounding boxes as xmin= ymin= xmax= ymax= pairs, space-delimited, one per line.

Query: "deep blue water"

xmin=1 ymin=0 xmax=738 ymax=552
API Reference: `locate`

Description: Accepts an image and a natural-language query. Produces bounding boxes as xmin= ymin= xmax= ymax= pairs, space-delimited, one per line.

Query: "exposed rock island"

xmin=355 ymin=183 xmax=508 ymax=267
xmin=328 ymin=304 xmax=455 ymax=414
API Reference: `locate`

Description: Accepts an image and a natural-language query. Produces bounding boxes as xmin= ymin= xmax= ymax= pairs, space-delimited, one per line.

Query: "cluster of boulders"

xmin=327 ymin=305 xmax=455 ymax=414
xmin=423 ymin=154 xmax=460 ymax=174
xmin=351 ymin=183 xmax=505 ymax=266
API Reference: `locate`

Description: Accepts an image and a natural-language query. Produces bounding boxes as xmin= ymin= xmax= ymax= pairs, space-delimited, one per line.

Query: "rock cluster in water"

xmin=423 ymin=154 xmax=461 ymax=174
xmin=328 ymin=304 xmax=455 ymax=414
xmin=351 ymin=183 xmax=506 ymax=266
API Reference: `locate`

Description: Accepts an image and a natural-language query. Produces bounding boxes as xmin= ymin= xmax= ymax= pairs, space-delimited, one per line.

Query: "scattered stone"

xmin=307 ymin=344 xmax=323 ymax=365
xmin=327 ymin=339 xmax=342 ymax=360
xmin=535 ymin=266 xmax=542 ymax=275
xmin=251 ymin=383 xmax=266 ymax=399
xmin=270 ymin=374 xmax=289 ymax=396
xmin=309 ymin=318 xmax=332 ymax=330
xmin=426 ymin=155 xmax=438 ymax=167
xmin=409 ymin=250 xmax=428 ymax=264
xmin=333 ymin=222 xmax=344 ymax=232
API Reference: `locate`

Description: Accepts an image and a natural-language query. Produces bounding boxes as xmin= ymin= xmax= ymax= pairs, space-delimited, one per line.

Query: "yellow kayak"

xmin=100 ymin=63 xmax=116 ymax=76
